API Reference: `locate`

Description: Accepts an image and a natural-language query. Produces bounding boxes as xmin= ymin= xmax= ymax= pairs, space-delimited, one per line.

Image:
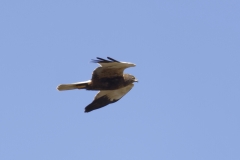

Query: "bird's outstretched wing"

xmin=85 ymin=84 xmax=134 ymax=112
xmin=91 ymin=57 xmax=136 ymax=79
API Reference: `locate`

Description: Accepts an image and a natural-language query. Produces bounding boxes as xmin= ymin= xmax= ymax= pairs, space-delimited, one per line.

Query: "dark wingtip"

xmin=96 ymin=57 xmax=108 ymax=61
xmin=107 ymin=57 xmax=120 ymax=62
xmin=91 ymin=59 xmax=99 ymax=63
xmin=91 ymin=57 xmax=108 ymax=63
xmin=85 ymin=107 xmax=95 ymax=113
xmin=91 ymin=57 xmax=120 ymax=63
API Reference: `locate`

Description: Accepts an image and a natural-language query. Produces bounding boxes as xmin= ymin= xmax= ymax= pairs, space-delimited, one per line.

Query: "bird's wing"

xmin=85 ymin=84 xmax=134 ymax=112
xmin=91 ymin=57 xmax=136 ymax=79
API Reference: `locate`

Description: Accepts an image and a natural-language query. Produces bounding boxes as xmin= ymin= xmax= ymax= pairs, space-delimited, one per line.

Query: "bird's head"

xmin=124 ymin=74 xmax=138 ymax=84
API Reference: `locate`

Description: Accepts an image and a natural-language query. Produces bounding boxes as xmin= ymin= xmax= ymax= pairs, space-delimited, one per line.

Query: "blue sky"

xmin=1 ymin=1 xmax=240 ymax=159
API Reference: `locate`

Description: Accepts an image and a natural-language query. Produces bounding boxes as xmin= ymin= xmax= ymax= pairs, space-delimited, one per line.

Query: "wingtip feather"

xmin=91 ymin=57 xmax=120 ymax=63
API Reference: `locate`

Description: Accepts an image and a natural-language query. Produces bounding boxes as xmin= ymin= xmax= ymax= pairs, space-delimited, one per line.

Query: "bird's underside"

xmin=57 ymin=57 xmax=137 ymax=112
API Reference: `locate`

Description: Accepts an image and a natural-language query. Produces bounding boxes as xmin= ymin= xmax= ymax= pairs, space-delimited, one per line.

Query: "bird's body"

xmin=87 ymin=73 xmax=135 ymax=90
xmin=57 ymin=57 xmax=137 ymax=112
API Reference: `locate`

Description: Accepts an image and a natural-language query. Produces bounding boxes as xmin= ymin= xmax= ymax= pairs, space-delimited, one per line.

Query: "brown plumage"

xmin=57 ymin=57 xmax=137 ymax=112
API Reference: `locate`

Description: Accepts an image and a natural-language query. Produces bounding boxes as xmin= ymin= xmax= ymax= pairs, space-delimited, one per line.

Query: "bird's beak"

xmin=134 ymin=79 xmax=138 ymax=82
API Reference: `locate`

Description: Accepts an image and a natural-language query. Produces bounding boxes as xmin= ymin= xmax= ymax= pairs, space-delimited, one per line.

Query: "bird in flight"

xmin=57 ymin=57 xmax=137 ymax=113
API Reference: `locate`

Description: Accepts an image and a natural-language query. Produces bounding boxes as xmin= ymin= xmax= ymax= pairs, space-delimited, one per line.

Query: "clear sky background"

xmin=1 ymin=1 xmax=240 ymax=160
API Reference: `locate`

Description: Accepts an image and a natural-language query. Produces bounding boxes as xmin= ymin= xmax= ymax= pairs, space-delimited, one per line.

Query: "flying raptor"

xmin=57 ymin=57 xmax=137 ymax=112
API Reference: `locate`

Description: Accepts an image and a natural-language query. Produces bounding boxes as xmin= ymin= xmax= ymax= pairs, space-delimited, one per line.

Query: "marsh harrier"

xmin=57 ymin=57 xmax=137 ymax=112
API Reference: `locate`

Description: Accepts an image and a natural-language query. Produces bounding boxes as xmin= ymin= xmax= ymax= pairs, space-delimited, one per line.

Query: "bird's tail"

xmin=57 ymin=80 xmax=90 ymax=91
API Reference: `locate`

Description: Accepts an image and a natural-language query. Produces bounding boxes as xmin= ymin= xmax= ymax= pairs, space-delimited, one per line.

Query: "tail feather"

xmin=57 ymin=80 xmax=90 ymax=91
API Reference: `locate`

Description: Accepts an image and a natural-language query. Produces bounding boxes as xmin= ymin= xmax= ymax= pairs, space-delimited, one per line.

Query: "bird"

xmin=57 ymin=57 xmax=137 ymax=113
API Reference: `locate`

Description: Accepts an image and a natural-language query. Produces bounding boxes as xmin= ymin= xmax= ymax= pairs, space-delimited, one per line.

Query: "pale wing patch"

xmin=92 ymin=57 xmax=136 ymax=68
xmin=93 ymin=63 xmax=136 ymax=78
xmin=94 ymin=90 xmax=108 ymax=100
xmin=85 ymin=84 xmax=134 ymax=112
xmin=91 ymin=57 xmax=136 ymax=78
xmin=99 ymin=62 xmax=136 ymax=68
xmin=94 ymin=84 xmax=134 ymax=101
